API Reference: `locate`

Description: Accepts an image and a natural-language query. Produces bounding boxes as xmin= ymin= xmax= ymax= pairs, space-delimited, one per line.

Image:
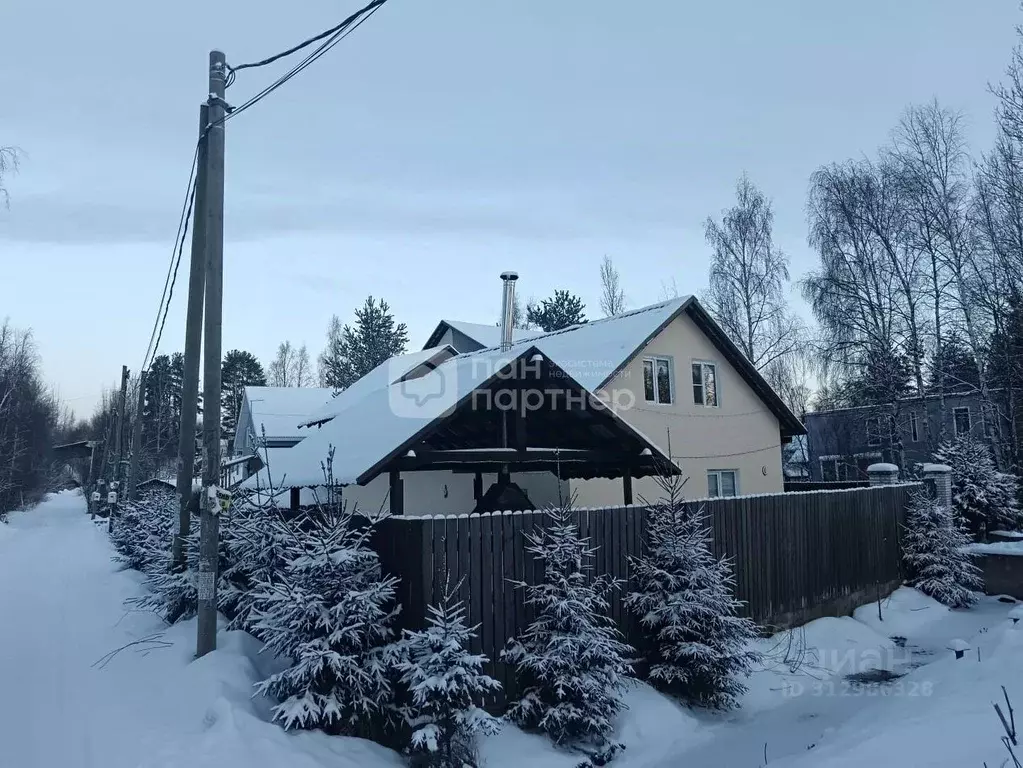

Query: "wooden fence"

xmin=371 ymin=483 xmax=919 ymax=703
xmin=784 ymin=480 xmax=870 ymax=492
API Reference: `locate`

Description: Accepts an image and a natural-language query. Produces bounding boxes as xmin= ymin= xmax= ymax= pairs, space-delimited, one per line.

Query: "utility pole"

xmin=197 ymin=50 xmax=227 ymax=658
xmin=127 ymin=371 xmax=147 ymax=500
xmin=173 ymin=102 xmax=210 ymax=570
xmin=109 ymin=365 xmax=129 ymax=532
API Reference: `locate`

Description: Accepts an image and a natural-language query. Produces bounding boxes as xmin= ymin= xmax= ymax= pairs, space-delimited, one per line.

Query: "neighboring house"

xmin=804 ymin=390 xmax=1014 ymax=481
xmin=423 ymin=321 xmax=540 ymax=354
xmin=245 ymin=295 xmax=804 ymax=513
xmin=232 ymin=386 xmax=337 ymax=456
xmin=782 ymin=435 xmax=810 ymax=481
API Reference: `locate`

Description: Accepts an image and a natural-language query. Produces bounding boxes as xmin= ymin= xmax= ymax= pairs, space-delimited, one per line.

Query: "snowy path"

xmin=0 ymin=491 xmax=402 ymax=768
xmin=0 ymin=492 xmax=186 ymax=767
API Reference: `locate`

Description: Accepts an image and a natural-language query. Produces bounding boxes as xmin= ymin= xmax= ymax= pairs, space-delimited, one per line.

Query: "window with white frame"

xmin=643 ymin=356 xmax=673 ymax=404
xmin=691 ymin=361 xmax=718 ymax=407
xmin=953 ymin=406 xmax=971 ymax=437
xmin=910 ymin=411 xmax=919 ymax=443
xmin=708 ymin=469 xmax=738 ymax=497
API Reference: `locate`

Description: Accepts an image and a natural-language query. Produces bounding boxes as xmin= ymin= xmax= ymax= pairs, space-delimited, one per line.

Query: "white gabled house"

xmin=241 ymin=284 xmax=805 ymax=515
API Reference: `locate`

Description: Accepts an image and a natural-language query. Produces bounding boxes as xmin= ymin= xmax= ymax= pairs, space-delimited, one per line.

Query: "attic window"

xmin=692 ymin=361 xmax=718 ymax=407
xmin=643 ymin=357 xmax=673 ymax=404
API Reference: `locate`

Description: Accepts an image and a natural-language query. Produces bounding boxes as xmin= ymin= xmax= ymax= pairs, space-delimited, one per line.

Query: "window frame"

xmin=865 ymin=416 xmax=882 ymax=447
xmin=707 ymin=468 xmax=739 ymax=497
xmin=642 ymin=355 xmax=675 ymax=405
xmin=953 ymin=406 xmax=971 ymax=437
xmin=691 ymin=359 xmax=720 ymax=408
xmin=909 ymin=411 xmax=919 ymax=443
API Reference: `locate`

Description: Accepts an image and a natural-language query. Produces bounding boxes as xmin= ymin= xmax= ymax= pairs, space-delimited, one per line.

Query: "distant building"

xmin=804 ymin=389 xmax=1014 ymax=481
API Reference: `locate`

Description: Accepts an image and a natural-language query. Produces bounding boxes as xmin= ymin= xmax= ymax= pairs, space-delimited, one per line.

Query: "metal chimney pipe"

xmin=500 ymin=271 xmax=519 ymax=351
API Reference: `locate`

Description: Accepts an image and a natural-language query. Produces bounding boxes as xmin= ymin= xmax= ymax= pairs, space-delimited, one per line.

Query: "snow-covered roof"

xmin=242 ymin=387 xmax=336 ymax=442
xmin=242 ymin=342 xmax=676 ymax=490
xmin=439 ymin=321 xmax=542 ymax=349
xmin=503 ymin=298 xmax=690 ymax=389
xmin=297 ymin=346 xmax=456 ymax=428
xmin=241 ymin=294 xmax=806 ymax=490
xmin=243 ymin=347 xmax=522 ymax=488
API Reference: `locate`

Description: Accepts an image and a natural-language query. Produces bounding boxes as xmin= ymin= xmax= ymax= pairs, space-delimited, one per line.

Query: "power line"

xmin=226 ymin=0 xmax=387 ymax=75
xmin=141 ymin=144 xmax=200 ymax=373
xmin=149 ymin=175 xmax=198 ymax=370
xmin=221 ymin=0 xmax=388 ymax=125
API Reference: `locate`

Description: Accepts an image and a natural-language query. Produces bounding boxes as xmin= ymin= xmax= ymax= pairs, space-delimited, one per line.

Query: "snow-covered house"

xmin=242 ymin=289 xmax=804 ymax=514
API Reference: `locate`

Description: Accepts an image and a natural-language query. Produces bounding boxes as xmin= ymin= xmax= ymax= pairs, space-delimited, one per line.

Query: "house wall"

xmin=340 ymin=470 xmax=569 ymax=517
xmin=571 ymin=311 xmax=784 ymax=505
xmin=805 ymin=391 xmax=1013 ymax=480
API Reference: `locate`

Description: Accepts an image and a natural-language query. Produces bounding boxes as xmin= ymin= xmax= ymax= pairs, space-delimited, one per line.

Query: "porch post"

xmin=623 ymin=469 xmax=634 ymax=506
xmin=390 ymin=469 xmax=405 ymax=516
xmin=289 ymin=487 xmax=300 ymax=511
xmin=473 ymin=472 xmax=483 ymax=501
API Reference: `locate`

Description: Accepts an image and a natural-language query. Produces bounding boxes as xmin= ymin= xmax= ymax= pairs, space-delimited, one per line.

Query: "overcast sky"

xmin=1 ymin=0 xmax=1019 ymax=418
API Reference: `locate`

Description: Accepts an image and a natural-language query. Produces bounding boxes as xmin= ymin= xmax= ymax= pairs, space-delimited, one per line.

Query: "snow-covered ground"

xmin=2 ymin=491 xmax=1020 ymax=768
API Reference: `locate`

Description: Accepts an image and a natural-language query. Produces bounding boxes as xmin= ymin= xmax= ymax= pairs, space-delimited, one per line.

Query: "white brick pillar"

xmin=922 ymin=463 xmax=953 ymax=510
xmin=867 ymin=463 xmax=899 ymax=486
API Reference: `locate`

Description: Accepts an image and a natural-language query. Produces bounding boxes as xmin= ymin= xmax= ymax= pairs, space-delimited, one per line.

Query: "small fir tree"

xmin=502 ymin=503 xmax=633 ymax=751
xmin=395 ymin=589 xmax=501 ymax=767
xmin=252 ymin=497 xmax=400 ymax=734
xmin=526 ymin=290 xmax=587 ymax=332
xmin=932 ymin=436 xmax=1023 ymax=537
xmin=624 ymin=468 xmax=761 ymax=709
xmin=109 ymin=489 xmax=174 ymax=574
xmin=902 ymin=491 xmax=982 ymax=608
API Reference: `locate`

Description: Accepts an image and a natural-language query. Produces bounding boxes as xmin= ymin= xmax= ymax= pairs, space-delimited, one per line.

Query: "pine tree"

xmin=221 ymin=349 xmax=266 ymax=443
xmin=319 ymin=297 xmax=409 ymax=390
xmin=902 ymin=492 xmax=982 ymax=608
xmin=502 ymin=504 xmax=633 ymax=750
xmin=932 ymin=436 xmax=1023 ymax=537
xmin=525 ymin=290 xmax=587 ymax=332
xmin=252 ymin=501 xmax=400 ymax=734
xmin=395 ymin=590 xmax=501 ymax=767
xmin=624 ymin=469 xmax=760 ymax=710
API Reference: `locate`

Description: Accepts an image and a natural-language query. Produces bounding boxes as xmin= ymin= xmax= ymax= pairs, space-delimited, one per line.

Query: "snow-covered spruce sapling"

xmin=624 ymin=467 xmax=760 ymax=710
xmin=252 ymin=500 xmax=400 ymax=736
xmin=502 ymin=503 xmax=634 ymax=752
xmin=932 ymin=436 xmax=1023 ymax=537
xmin=902 ymin=491 xmax=982 ymax=609
xmin=394 ymin=587 xmax=501 ymax=768
xmin=109 ymin=489 xmax=174 ymax=574
xmin=218 ymin=487 xmax=294 ymax=636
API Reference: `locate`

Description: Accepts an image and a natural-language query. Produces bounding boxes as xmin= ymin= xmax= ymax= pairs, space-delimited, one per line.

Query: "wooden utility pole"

xmin=109 ymin=364 xmax=129 ymax=531
xmin=127 ymin=371 xmax=147 ymax=500
xmin=173 ymin=102 xmax=210 ymax=570
xmin=196 ymin=50 xmax=227 ymax=658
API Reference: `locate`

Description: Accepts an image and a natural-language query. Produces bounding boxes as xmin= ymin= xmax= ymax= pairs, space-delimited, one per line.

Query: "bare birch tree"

xmin=0 ymin=146 xmax=19 ymax=208
xmin=891 ymin=101 xmax=1004 ymax=465
xmin=704 ymin=175 xmax=803 ymax=376
xmin=598 ymin=255 xmax=626 ymax=316
xmin=267 ymin=341 xmax=296 ymax=387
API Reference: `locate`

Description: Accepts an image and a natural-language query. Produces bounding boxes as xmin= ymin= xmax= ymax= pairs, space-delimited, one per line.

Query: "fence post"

xmin=921 ymin=463 xmax=952 ymax=510
xmin=867 ymin=463 xmax=899 ymax=486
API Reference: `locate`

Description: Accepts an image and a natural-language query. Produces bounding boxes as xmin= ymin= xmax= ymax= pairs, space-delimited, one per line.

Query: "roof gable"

xmin=424 ymin=320 xmax=542 ymax=350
